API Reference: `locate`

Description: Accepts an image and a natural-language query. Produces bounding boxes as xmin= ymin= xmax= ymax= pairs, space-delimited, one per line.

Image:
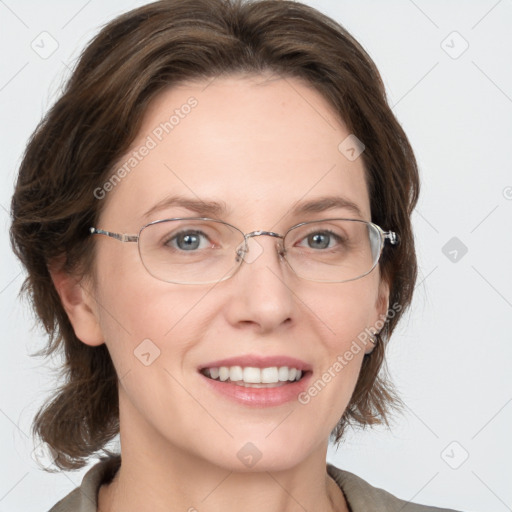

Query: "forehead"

xmin=100 ymin=73 xmax=370 ymax=229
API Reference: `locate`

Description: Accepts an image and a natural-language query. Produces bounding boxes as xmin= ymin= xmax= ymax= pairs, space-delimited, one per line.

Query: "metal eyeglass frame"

xmin=89 ymin=217 xmax=400 ymax=284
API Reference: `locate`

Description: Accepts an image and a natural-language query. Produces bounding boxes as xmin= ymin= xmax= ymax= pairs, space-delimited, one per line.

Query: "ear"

xmin=375 ymin=277 xmax=390 ymax=322
xmin=49 ymin=266 xmax=104 ymax=347
xmin=364 ymin=277 xmax=391 ymax=355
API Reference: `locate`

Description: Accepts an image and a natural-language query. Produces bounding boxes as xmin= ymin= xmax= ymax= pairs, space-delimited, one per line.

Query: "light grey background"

xmin=1 ymin=1 xmax=511 ymax=511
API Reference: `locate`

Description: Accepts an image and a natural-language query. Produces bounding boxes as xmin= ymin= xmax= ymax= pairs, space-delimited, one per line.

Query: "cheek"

xmin=307 ymin=276 xmax=381 ymax=349
xmin=92 ymin=251 xmax=213 ymax=374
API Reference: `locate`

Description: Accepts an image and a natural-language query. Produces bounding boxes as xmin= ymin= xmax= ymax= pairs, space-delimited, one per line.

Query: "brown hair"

xmin=10 ymin=0 xmax=419 ymax=471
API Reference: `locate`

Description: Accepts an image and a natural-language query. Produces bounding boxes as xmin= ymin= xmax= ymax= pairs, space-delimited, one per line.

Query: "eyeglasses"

xmin=89 ymin=217 xmax=399 ymax=285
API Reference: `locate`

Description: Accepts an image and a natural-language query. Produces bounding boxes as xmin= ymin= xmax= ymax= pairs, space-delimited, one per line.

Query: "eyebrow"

xmin=142 ymin=194 xmax=364 ymax=221
xmin=290 ymin=196 xmax=364 ymax=219
xmin=143 ymin=195 xmax=229 ymax=220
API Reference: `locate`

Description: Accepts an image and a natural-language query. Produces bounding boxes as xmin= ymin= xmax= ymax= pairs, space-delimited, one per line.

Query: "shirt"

xmin=48 ymin=455 xmax=461 ymax=512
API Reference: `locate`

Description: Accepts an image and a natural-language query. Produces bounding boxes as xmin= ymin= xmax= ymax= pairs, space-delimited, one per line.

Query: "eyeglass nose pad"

xmin=235 ymin=237 xmax=286 ymax=265
xmin=276 ymin=240 xmax=286 ymax=260
xmin=237 ymin=237 xmax=264 ymax=264
xmin=235 ymin=242 xmax=246 ymax=263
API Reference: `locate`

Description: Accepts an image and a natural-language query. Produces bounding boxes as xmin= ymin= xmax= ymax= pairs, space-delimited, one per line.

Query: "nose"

xmin=223 ymin=234 xmax=296 ymax=334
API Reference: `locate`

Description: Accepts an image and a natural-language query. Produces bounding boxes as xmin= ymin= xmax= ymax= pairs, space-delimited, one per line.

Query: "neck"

xmin=98 ymin=390 xmax=348 ymax=512
xmin=99 ymin=465 xmax=347 ymax=512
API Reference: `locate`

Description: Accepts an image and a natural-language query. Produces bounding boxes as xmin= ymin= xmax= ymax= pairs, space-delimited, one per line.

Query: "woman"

xmin=10 ymin=0 xmax=461 ymax=510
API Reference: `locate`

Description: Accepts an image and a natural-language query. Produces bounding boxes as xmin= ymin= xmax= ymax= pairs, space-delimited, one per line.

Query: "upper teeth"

xmin=204 ymin=366 xmax=303 ymax=384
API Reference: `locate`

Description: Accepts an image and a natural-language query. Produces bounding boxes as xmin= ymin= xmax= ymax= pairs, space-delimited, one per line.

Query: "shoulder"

xmin=327 ymin=463 xmax=462 ymax=512
xmin=48 ymin=455 xmax=121 ymax=512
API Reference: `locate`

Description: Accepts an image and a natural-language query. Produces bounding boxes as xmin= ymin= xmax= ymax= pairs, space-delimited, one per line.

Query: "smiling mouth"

xmin=200 ymin=366 xmax=308 ymax=387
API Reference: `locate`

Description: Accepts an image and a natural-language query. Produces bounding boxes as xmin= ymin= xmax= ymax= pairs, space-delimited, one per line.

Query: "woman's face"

xmin=78 ymin=74 xmax=389 ymax=471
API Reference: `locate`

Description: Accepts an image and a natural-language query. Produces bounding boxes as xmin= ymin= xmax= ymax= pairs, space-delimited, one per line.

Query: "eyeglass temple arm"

xmin=383 ymin=230 xmax=400 ymax=246
xmin=89 ymin=227 xmax=138 ymax=243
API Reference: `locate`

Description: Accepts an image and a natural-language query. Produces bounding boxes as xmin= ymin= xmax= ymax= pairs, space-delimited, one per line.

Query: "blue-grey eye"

xmin=169 ymin=231 xmax=209 ymax=251
xmin=307 ymin=232 xmax=331 ymax=249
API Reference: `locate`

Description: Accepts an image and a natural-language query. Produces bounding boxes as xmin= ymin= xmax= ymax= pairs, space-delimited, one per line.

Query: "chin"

xmin=197 ymin=430 xmax=324 ymax=474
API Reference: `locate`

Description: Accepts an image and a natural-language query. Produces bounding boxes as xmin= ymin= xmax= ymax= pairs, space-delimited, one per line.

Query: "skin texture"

xmin=52 ymin=73 xmax=390 ymax=512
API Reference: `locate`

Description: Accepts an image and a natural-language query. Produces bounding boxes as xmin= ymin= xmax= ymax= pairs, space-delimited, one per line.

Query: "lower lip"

xmin=199 ymin=372 xmax=312 ymax=407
